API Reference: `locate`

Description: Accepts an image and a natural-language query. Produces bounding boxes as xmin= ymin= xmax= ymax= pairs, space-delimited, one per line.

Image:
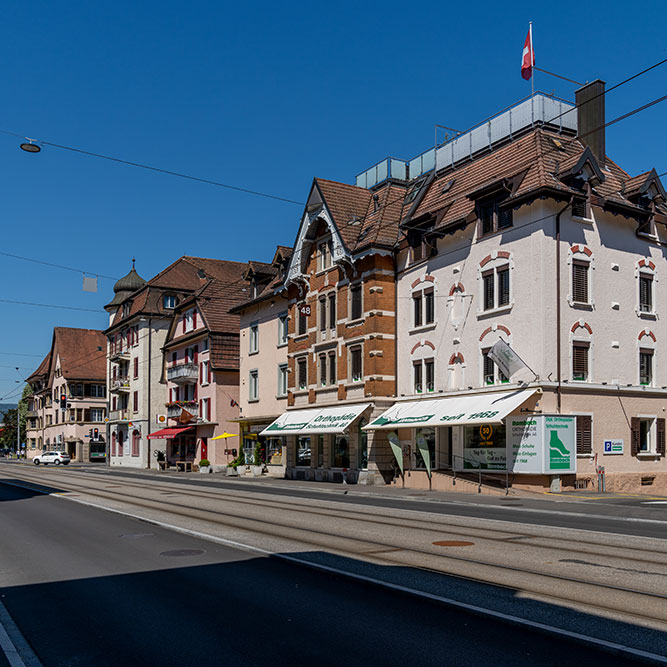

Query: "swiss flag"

xmin=521 ymin=25 xmax=534 ymax=80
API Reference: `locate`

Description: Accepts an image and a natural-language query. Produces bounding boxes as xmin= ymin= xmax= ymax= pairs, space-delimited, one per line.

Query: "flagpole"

xmin=530 ymin=22 xmax=534 ymax=98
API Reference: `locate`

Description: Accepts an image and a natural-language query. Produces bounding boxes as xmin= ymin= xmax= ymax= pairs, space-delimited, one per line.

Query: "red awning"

xmin=147 ymin=426 xmax=193 ymax=440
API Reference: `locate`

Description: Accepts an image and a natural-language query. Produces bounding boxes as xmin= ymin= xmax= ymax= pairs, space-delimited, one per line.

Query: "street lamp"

xmin=20 ymin=141 xmax=41 ymax=153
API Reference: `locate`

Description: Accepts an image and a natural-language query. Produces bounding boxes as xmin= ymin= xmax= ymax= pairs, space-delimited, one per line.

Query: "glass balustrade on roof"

xmin=355 ymin=92 xmax=576 ymax=190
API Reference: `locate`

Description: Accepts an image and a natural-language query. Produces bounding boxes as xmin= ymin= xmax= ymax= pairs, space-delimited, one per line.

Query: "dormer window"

xmin=318 ymin=240 xmax=333 ymax=272
xmin=163 ymin=295 xmax=176 ymax=309
xmin=478 ymin=198 xmax=512 ymax=236
xmin=122 ymin=302 xmax=132 ymax=317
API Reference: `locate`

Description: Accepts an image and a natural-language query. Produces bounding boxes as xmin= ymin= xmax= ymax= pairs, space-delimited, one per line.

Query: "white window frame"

xmin=296 ymin=356 xmax=308 ymax=391
xmin=201 ymin=360 xmax=210 ymax=385
xmin=249 ymin=322 xmax=259 ymax=354
xmin=639 ymin=344 xmax=655 ymax=387
xmin=571 ymin=339 xmax=591 ymax=382
xmin=163 ymin=295 xmax=176 ymax=309
xmin=349 ymin=345 xmax=363 ymax=383
xmin=479 ymin=261 xmax=512 ymax=314
xmin=637 ymin=415 xmax=656 ymax=454
xmin=636 ymin=264 xmax=657 ymax=318
xmin=571 ymin=259 xmax=591 ymax=305
xmin=277 ymin=363 xmax=288 ymax=397
xmin=249 ymin=369 xmax=259 ymax=402
xmin=185 ymin=310 xmax=194 ymax=333
xmin=278 ymin=313 xmax=288 ymax=346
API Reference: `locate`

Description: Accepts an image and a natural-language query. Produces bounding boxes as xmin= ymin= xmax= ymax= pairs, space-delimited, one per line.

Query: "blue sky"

xmin=1 ymin=0 xmax=665 ymax=401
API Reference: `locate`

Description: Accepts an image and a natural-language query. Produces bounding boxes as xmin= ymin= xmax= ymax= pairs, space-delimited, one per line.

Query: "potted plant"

xmin=199 ymin=458 xmax=211 ymax=474
xmin=251 ymin=443 xmax=264 ymax=477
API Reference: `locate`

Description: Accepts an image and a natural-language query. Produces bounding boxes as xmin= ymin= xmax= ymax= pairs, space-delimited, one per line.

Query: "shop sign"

xmin=545 ymin=416 xmax=575 ymax=473
xmin=603 ymin=439 xmax=623 ymax=455
xmin=507 ymin=418 xmax=543 ymax=474
xmin=307 ymin=412 xmax=359 ymax=431
xmin=463 ymin=447 xmax=506 ymax=470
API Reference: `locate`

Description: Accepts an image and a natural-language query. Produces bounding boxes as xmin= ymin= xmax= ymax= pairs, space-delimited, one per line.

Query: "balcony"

xmin=110 ymin=377 xmax=131 ymax=393
xmin=109 ymin=349 xmax=130 ymax=362
xmin=167 ymin=363 xmax=199 ymax=384
xmin=109 ymin=409 xmax=129 ymax=422
xmin=166 ymin=402 xmax=198 ymax=420
xmin=26 ymin=410 xmax=38 ymax=418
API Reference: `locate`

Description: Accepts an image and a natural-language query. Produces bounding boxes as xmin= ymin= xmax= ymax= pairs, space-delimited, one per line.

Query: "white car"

xmin=33 ymin=451 xmax=71 ymax=466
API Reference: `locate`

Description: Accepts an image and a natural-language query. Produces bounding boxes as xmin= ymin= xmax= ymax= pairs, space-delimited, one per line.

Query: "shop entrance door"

xmin=437 ymin=427 xmax=452 ymax=469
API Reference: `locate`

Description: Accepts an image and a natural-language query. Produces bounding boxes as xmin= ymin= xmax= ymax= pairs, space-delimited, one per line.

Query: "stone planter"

xmin=251 ymin=465 xmax=263 ymax=477
xmin=199 ymin=466 xmax=211 ymax=474
xmin=226 ymin=466 xmax=238 ymax=477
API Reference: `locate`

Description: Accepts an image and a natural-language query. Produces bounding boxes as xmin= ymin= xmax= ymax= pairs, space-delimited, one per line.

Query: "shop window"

xmin=350 ymin=285 xmax=363 ymax=321
xmin=331 ymin=434 xmax=350 ymax=468
xmin=481 ymin=348 xmax=508 ymax=385
xmin=462 ymin=424 xmax=506 ymax=470
xmin=297 ymin=436 xmax=311 ymax=467
xmin=572 ymin=342 xmax=589 ymax=381
xmin=358 ymin=419 xmax=368 ymax=469
xmin=576 ymin=415 xmax=592 ymax=455
xmin=640 ymin=349 xmax=654 ymax=386
xmin=350 ymin=346 xmax=363 ymax=383
xmin=639 ymin=274 xmax=654 ymax=313
xmin=297 ymin=357 xmax=308 ymax=390
xmin=415 ymin=427 xmax=436 ymax=470
xmin=572 ymin=261 xmax=590 ymax=304
xmin=249 ymin=370 xmax=259 ymax=401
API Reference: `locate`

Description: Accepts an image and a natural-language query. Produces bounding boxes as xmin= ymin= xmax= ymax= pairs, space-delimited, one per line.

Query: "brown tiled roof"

xmin=52 ymin=328 xmax=106 ymax=380
xmin=196 ymin=277 xmax=247 ymax=334
xmin=27 ymin=353 xmax=51 ymax=383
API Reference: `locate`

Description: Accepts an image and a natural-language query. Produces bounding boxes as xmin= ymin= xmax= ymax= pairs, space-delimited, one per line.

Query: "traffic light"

xmin=89 ymin=429 xmax=93 ymax=439
xmin=93 ymin=428 xmax=99 ymax=442
xmin=60 ymin=394 xmax=67 ymax=410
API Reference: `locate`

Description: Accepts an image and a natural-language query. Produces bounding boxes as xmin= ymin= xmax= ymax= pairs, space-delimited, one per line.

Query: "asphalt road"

xmin=45 ymin=462 xmax=667 ymax=539
xmin=0 ymin=481 xmax=652 ymax=667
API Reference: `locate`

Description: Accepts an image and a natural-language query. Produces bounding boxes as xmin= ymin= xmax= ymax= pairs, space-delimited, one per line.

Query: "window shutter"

xmin=576 ymin=415 xmax=592 ymax=455
xmin=657 ymin=418 xmax=666 ymax=456
xmin=194 ymin=346 xmax=198 ymax=364
xmin=199 ymin=399 xmax=202 ymax=418
xmin=572 ymin=262 xmax=589 ymax=303
xmin=483 ymin=272 xmax=494 ymax=310
xmin=413 ymin=295 xmax=422 ymax=327
xmin=631 ymin=418 xmax=641 ymax=456
xmin=111 ymin=433 xmax=116 ymax=457
xmin=200 ymin=362 xmax=203 ymax=380
xmin=572 ymin=344 xmax=589 ymax=381
xmin=497 ymin=268 xmax=510 ymax=307
xmin=498 ymin=207 xmax=513 ymax=229
xmin=572 ymin=198 xmax=587 ymax=218
xmin=193 ymin=310 xmax=197 ymax=329
xmin=193 ymin=383 xmax=198 ymax=400
xmin=84 ymin=409 xmax=91 ymax=422
xmin=208 ymin=363 xmax=212 ymax=384
xmin=133 ymin=391 xmax=138 ymax=412
xmin=182 ymin=314 xmax=186 ymax=330
xmin=134 ymin=357 xmax=139 ymax=378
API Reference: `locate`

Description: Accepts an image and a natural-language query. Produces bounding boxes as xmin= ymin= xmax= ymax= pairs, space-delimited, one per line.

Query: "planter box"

xmin=251 ymin=466 xmax=263 ymax=477
xmin=199 ymin=466 xmax=211 ymax=474
xmin=226 ymin=467 xmax=239 ymax=477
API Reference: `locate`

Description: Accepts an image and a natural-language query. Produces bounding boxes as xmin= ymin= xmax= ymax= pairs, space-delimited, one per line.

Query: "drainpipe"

xmin=147 ymin=317 xmax=152 ymax=468
xmin=555 ymin=197 xmax=574 ymax=413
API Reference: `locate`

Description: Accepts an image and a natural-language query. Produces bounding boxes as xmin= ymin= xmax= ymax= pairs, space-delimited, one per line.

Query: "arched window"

xmin=111 ymin=432 xmax=116 ymax=457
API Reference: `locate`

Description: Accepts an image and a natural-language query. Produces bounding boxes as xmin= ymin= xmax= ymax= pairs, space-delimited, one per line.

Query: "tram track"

xmin=4 ymin=466 xmax=667 ymax=631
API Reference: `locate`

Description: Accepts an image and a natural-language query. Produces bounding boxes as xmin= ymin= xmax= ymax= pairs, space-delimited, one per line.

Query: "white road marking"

xmin=3 ymin=479 xmax=665 ymax=665
xmin=0 ymin=598 xmax=42 ymax=667
xmin=641 ymin=501 xmax=667 ymax=505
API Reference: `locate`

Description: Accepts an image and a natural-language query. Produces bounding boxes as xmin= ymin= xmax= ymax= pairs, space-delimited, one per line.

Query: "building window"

xmin=640 ymin=349 xmax=653 ymax=386
xmin=201 ymin=360 xmax=210 ymax=385
xmin=163 ymin=295 xmax=176 ymax=309
xmin=277 ymin=364 xmax=288 ymax=397
xmin=201 ymin=338 xmax=209 ymax=352
xmin=425 ymin=359 xmax=434 ymax=392
xmin=90 ymin=408 xmax=104 ymax=422
xmin=350 ymin=346 xmax=363 ymax=383
xmin=133 ymin=391 xmax=139 ymax=412
xmin=576 ymin=415 xmax=592 ymax=455
xmin=249 ymin=370 xmax=259 ymax=401
xmin=278 ymin=313 xmax=288 ymax=346
xmin=249 ymin=322 xmax=259 ymax=354
xmin=328 ymin=294 xmax=336 ymax=330
xmin=631 ymin=417 xmax=664 ymax=455
xmin=413 ymin=290 xmax=434 ymax=327
xmin=639 ymin=273 xmax=653 ymax=313
xmin=413 ymin=362 xmax=423 ymax=393
xmin=478 ymin=198 xmax=512 ymax=236
xmin=298 ymin=304 xmax=308 ymax=336
xmin=184 ymin=310 xmax=194 ymax=332
xmin=319 ymin=353 xmax=327 ymax=386
xmin=572 ymin=342 xmax=589 ymax=381
xmin=201 ymin=398 xmax=211 ymax=422
xmin=131 ymin=430 xmax=140 ymax=457
xmin=297 ymin=357 xmax=307 ymax=390
xmin=482 ymin=348 xmax=508 ymax=385
xmin=358 ymin=419 xmax=368 ymax=469
xmin=331 ymin=434 xmax=350 ymax=468
xmin=319 ymin=297 xmax=327 ymax=333
xmin=350 ymin=285 xmax=362 ymax=320
xmin=133 ymin=357 xmax=139 ymax=379
xmin=297 ymin=436 xmax=311 ymax=466
xmin=482 ymin=265 xmax=510 ymax=311
xmin=328 ymin=351 xmax=336 ymax=386
xmin=413 ymin=293 xmax=422 ymax=327
xmin=572 ymin=261 xmax=590 ymax=304
xmin=318 ymin=240 xmax=333 ymax=272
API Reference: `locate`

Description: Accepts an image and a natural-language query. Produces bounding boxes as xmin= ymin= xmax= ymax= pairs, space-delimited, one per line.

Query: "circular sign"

xmin=479 ymin=424 xmax=493 ymax=442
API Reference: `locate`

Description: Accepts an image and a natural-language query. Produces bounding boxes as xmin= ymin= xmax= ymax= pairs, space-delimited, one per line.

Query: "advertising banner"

xmin=507 ymin=417 xmax=543 ymax=473
xmin=544 ymin=415 xmax=576 ymax=473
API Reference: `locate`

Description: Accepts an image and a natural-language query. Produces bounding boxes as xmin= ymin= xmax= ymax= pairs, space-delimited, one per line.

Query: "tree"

xmin=0 ymin=385 xmax=32 ymax=453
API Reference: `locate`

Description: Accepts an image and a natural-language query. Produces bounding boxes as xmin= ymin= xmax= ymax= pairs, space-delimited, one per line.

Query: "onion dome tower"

xmin=104 ymin=259 xmax=147 ymax=313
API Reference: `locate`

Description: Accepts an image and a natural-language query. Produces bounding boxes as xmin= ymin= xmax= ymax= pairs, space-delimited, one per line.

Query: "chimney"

xmin=575 ymin=79 xmax=605 ymax=165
